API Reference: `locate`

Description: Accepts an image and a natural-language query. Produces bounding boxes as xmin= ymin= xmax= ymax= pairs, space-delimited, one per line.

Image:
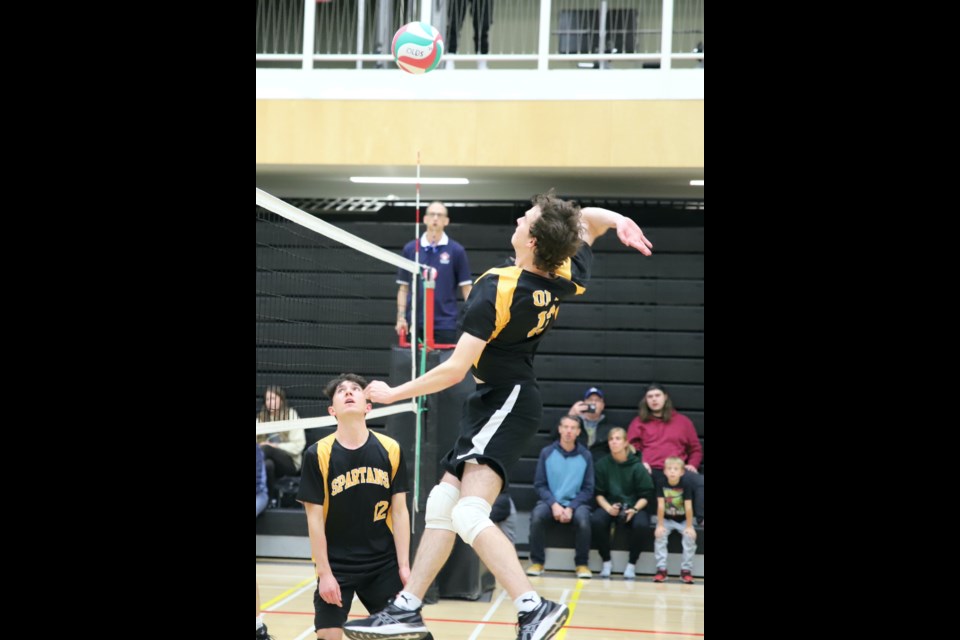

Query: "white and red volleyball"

xmin=392 ymin=22 xmax=444 ymax=74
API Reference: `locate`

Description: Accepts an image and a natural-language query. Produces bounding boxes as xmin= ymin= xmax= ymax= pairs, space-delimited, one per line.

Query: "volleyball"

xmin=392 ymin=22 xmax=444 ymax=74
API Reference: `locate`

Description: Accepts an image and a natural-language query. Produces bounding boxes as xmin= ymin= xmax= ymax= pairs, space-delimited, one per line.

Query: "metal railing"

xmin=256 ymin=0 xmax=703 ymax=70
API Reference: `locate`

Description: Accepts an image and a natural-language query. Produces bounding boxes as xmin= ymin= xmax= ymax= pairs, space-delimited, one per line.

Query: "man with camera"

xmin=569 ymin=386 xmax=613 ymax=462
xmin=526 ymin=415 xmax=595 ymax=579
xmin=591 ymin=427 xmax=655 ymax=579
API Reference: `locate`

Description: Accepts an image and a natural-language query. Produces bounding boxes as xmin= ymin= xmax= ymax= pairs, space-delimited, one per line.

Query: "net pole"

xmin=411 ymin=152 xmax=420 ymax=386
xmin=425 ymin=278 xmax=435 ymax=349
xmin=412 ymin=151 xmax=423 ymax=532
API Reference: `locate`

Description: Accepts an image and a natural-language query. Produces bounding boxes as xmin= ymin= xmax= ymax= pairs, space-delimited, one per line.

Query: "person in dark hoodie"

xmin=591 ymin=427 xmax=655 ymax=580
xmin=526 ymin=414 xmax=595 ymax=579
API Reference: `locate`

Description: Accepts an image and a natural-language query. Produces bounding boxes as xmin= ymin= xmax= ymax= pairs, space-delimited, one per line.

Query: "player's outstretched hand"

xmin=365 ymin=380 xmax=396 ymax=405
xmin=617 ymin=218 xmax=654 ymax=255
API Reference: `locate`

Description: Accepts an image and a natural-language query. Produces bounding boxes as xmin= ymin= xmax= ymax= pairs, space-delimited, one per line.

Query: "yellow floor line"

xmin=262 ymin=576 xmax=316 ymax=608
xmin=555 ymin=579 xmax=585 ymax=640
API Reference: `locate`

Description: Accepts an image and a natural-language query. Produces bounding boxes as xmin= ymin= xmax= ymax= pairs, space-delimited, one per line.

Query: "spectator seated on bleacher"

xmin=570 ymin=386 xmax=615 ymax=463
xmin=257 ymin=442 xmax=268 ymax=518
xmin=590 ymin=428 xmax=654 ymax=579
xmin=527 ymin=415 xmax=594 ymax=579
xmin=626 ymin=383 xmax=703 ymax=524
xmin=257 ymin=385 xmax=305 ymax=502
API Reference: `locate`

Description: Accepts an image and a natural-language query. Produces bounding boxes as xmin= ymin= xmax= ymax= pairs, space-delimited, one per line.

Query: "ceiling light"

xmin=350 ymin=177 xmax=470 ymax=185
xmin=690 ymin=180 xmax=704 ymax=186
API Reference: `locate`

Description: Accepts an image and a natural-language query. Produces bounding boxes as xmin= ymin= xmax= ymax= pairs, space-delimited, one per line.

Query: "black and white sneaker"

xmin=255 ymin=623 xmax=275 ymax=640
xmin=515 ymin=599 xmax=569 ymax=640
xmin=342 ymin=599 xmax=430 ymax=640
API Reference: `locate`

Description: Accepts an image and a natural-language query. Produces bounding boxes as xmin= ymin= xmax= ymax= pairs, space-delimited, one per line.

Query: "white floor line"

xmin=571 ymin=597 xmax=705 ymax=610
xmin=559 ymin=588 xmax=570 ymax=604
xmin=466 ymin=589 xmax=509 ymax=640
xmin=265 ymin=580 xmax=317 ymax=611
xmin=286 ymin=591 xmax=359 ymax=640
xmin=292 ymin=625 xmax=317 ymax=640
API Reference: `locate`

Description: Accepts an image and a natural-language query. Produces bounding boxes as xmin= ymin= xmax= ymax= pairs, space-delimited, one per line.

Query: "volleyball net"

xmin=257 ymin=187 xmax=448 ymax=522
xmin=255 ymin=186 xmax=432 ymax=431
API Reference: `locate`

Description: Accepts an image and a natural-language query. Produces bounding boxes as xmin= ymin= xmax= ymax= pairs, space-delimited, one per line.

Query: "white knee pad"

xmin=424 ymin=483 xmax=460 ymax=532
xmin=451 ymin=496 xmax=494 ymax=546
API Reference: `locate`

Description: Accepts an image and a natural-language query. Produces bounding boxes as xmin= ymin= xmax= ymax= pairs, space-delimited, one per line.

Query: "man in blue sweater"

xmin=395 ymin=201 xmax=473 ymax=346
xmin=527 ymin=415 xmax=595 ymax=579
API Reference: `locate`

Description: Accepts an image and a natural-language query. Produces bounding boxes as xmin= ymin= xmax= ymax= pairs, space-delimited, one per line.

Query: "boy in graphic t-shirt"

xmin=653 ymin=456 xmax=698 ymax=584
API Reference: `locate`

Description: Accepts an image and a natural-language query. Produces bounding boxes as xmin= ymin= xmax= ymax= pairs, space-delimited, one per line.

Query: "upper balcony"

xmin=256 ymin=0 xmax=704 ymax=101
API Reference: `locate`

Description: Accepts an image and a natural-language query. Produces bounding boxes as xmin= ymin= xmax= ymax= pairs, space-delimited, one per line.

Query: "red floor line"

xmin=264 ymin=611 xmax=703 ymax=636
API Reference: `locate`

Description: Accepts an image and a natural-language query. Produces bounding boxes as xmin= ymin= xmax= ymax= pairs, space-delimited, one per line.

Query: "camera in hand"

xmin=587 ymin=403 xmax=597 ymax=412
xmin=617 ymin=503 xmax=632 ymax=522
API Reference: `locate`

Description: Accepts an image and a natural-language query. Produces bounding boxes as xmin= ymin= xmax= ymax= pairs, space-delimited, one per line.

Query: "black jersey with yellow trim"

xmin=298 ymin=430 xmax=409 ymax=575
xmin=460 ymin=243 xmax=593 ymax=384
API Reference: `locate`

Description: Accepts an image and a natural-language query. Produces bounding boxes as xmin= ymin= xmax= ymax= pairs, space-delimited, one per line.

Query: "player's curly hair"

xmin=324 ymin=373 xmax=370 ymax=399
xmin=529 ymin=190 xmax=583 ymax=272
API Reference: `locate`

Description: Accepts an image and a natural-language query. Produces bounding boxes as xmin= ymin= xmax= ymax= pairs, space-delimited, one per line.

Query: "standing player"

xmin=298 ymin=374 xmax=412 ymax=639
xmin=344 ymin=192 xmax=652 ymax=640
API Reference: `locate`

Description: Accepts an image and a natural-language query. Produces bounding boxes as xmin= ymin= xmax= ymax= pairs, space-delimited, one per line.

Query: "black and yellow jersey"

xmin=461 ymin=243 xmax=593 ymax=384
xmin=298 ymin=430 xmax=409 ymax=576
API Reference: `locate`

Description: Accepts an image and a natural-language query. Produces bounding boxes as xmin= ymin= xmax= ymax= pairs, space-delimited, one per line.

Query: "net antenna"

xmin=387 ymin=153 xmax=434 ymax=532
xmin=255 ymin=187 xmax=420 ymax=438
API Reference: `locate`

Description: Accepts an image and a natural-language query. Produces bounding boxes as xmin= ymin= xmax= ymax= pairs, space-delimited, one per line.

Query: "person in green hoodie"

xmin=590 ymin=427 xmax=655 ymax=579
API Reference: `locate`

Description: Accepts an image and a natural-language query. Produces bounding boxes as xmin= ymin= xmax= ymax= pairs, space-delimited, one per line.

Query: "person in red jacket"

xmin=626 ymin=383 xmax=703 ymax=523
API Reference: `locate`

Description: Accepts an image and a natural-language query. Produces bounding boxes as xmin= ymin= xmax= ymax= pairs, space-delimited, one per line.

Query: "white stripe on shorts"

xmin=456 ymin=384 xmax=521 ymax=460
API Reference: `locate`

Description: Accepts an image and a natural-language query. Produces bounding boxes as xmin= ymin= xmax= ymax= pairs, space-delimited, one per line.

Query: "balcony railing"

xmin=256 ymin=0 xmax=703 ymax=71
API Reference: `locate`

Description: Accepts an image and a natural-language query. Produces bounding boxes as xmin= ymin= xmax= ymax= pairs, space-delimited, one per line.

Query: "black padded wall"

xmin=256 ymin=203 xmax=704 ymax=507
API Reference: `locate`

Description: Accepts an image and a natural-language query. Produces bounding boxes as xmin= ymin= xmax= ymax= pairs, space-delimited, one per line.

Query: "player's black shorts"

xmin=440 ymin=381 xmax=542 ymax=487
xmin=312 ymin=560 xmax=403 ymax=631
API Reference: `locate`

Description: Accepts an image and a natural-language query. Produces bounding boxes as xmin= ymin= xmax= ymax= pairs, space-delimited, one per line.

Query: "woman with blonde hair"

xmin=590 ymin=427 xmax=654 ymax=579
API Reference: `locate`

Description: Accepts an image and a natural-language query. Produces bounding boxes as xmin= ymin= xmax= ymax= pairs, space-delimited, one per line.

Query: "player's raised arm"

xmin=365 ymin=332 xmax=488 ymax=405
xmin=579 ymin=207 xmax=653 ymax=255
